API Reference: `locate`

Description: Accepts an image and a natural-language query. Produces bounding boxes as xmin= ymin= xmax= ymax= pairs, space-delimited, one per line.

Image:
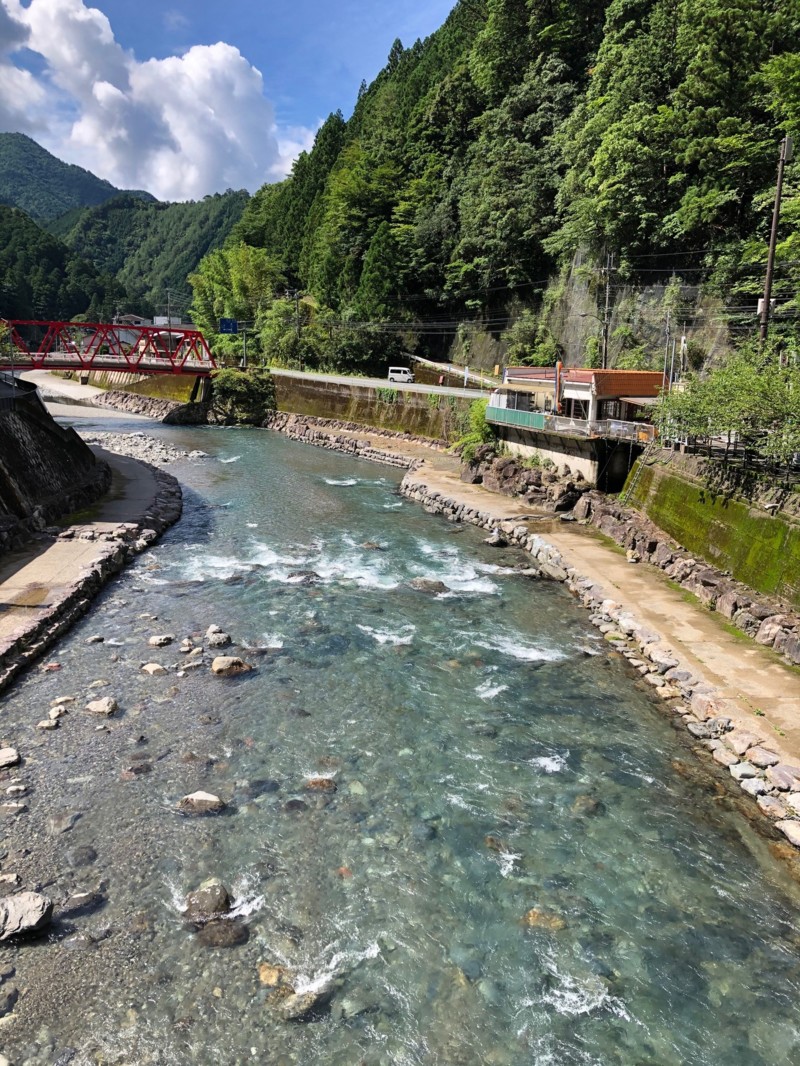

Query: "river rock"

xmin=406 ymin=578 xmax=449 ymax=594
xmin=0 ymin=891 xmax=53 ymax=940
xmin=522 ymin=908 xmax=566 ymax=931
xmin=277 ymin=987 xmax=332 ymax=1021
xmin=757 ymin=794 xmax=789 ymax=819
xmin=767 ymin=764 xmax=800 ymax=791
xmin=207 ymin=632 xmax=232 ymax=648
xmin=739 ymin=777 xmax=768 ymax=797
xmin=484 ymin=529 xmax=508 ymax=548
xmin=36 ymin=719 xmax=58 ymax=731
xmin=211 ymin=656 xmax=253 ymax=677
xmin=184 ymin=878 xmax=231 ymax=920
xmin=148 ymin=634 xmax=175 ymax=647
xmin=729 ymin=762 xmax=758 ymax=781
xmin=725 ymin=731 xmax=761 ymax=757
xmin=178 ymin=791 xmax=226 ymax=814
xmin=85 ymin=697 xmax=117 ymax=716
xmin=746 ymin=746 xmax=779 ymax=768
xmin=0 ymin=748 xmax=20 ymax=769
xmin=775 ymin=820 xmax=800 ymax=848
xmin=195 ymin=920 xmax=249 ymax=947
xmin=141 ymin=663 xmax=167 ymax=676
xmin=305 ymin=777 xmax=337 ymax=792
xmin=258 ymin=962 xmax=290 ymax=987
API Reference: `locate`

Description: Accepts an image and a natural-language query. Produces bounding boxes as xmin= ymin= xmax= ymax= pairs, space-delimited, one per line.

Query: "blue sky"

xmin=0 ymin=0 xmax=456 ymax=200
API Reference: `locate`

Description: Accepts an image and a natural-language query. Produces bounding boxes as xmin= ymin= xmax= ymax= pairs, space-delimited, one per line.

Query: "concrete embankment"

xmin=0 ymin=448 xmax=182 ymax=693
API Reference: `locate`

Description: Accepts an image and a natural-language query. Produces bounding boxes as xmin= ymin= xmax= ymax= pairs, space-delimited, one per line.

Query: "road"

xmin=269 ymin=367 xmax=487 ymax=400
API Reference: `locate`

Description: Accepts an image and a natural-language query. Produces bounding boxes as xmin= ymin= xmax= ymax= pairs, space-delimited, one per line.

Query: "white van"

xmin=388 ymin=367 xmax=415 ymax=383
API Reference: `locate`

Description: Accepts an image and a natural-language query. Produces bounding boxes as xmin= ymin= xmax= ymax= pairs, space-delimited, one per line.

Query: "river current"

xmin=1 ymin=420 xmax=799 ymax=1066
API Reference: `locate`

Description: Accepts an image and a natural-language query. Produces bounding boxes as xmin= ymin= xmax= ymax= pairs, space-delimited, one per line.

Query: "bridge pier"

xmin=189 ymin=376 xmax=213 ymax=404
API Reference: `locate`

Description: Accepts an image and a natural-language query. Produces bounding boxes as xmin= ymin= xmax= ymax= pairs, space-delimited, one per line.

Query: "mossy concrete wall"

xmin=273 ymin=377 xmax=471 ymax=442
xmin=628 ymin=462 xmax=800 ymax=606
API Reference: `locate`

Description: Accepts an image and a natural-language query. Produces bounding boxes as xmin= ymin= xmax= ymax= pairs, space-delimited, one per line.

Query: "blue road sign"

xmin=218 ymin=318 xmax=238 ymax=334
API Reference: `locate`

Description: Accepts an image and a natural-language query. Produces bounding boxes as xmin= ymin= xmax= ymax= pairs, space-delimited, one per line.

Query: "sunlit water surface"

xmin=1 ymin=423 xmax=799 ymax=1066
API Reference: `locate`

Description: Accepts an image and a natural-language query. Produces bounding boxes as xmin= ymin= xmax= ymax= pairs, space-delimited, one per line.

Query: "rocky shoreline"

xmin=0 ymin=459 xmax=182 ymax=696
xmin=400 ymin=472 xmax=800 ymax=858
xmin=80 ymin=431 xmax=209 ymax=466
xmin=262 ymin=412 xmax=425 ymax=469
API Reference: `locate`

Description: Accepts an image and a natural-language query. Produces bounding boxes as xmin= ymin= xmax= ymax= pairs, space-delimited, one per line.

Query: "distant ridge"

xmin=0 ymin=132 xmax=155 ymax=222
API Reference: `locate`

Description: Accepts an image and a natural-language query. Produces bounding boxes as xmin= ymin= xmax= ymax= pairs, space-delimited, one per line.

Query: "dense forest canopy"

xmin=0 ymin=133 xmax=154 ymax=223
xmin=190 ymin=0 xmax=800 ymax=374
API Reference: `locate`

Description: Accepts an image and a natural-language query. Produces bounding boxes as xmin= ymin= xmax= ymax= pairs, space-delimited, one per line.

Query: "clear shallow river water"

xmin=1 ymin=422 xmax=800 ymax=1066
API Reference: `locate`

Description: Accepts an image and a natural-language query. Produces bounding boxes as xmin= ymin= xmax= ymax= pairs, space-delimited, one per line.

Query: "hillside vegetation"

xmin=190 ymin=0 xmax=800 ymax=373
xmin=0 ymin=133 xmax=153 ymax=222
xmin=51 ymin=190 xmax=249 ymax=314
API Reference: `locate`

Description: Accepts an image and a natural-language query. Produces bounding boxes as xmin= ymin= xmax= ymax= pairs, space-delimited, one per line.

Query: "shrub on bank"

xmin=210 ymin=368 xmax=277 ymax=425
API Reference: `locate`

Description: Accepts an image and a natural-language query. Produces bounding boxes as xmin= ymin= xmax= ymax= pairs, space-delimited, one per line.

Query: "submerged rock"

xmin=277 ymin=987 xmax=332 ymax=1022
xmin=195 ymin=920 xmax=249 ymax=947
xmin=305 ymin=777 xmax=337 ymax=793
xmin=0 ymin=891 xmax=53 ymax=940
xmin=522 ymin=908 xmax=567 ymax=932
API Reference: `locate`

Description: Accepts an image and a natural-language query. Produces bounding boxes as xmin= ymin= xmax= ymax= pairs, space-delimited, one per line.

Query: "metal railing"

xmin=486 ymin=405 xmax=656 ymax=443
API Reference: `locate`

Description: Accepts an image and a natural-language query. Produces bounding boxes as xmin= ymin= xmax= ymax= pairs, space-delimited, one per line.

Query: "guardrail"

xmin=486 ymin=405 xmax=655 ymax=443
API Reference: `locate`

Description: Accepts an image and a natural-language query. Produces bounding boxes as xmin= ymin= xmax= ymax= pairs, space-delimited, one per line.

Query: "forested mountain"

xmin=190 ymin=0 xmax=800 ymax=372
xmin=0 ymin=206 xmax=126 ymax=321
xmin=51 ymin=190 xmax=250 ymax=314
xmin=0 ymin=133 xmax=154 ymax=222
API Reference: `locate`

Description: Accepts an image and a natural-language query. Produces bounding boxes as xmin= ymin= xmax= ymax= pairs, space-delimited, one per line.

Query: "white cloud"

xmin=0 ymin=0 xmax=315 ymax=200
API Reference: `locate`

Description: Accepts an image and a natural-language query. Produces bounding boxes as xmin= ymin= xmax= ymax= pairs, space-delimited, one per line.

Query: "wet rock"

xmin=195 ymin=920 xmax=249 ymax=947
xmin=775 ymin=820 xmax=800 ymax=848
xmin=207 ymin=631 xmax=232 ymax=648
xmin=36 ymin=719 xmax=58 ymax=731
xmin=51 ymin=696 xmax=75 ymax=707
xmin=85 ymin=696 xmax=118 ymax=717
xmin=184 ymin=878 xmax=231 ymax=921
xmin=0 ymin=984 xmax=18 ymax=1016
xmin=484 ymin=529 xmax=508 ymax=548
xmin=277 ymin=987 xmax=332 ymax=1022
xmin=85 ymin=635 xmax=104 ymax=645
xmin=0 ymin=803 xmax=25 ymax=817
xmin=141 ymin=663 xmax=167 ymax=676
xmin=210 ymin=656 xmax=253 ymax=677
xmin=49 ymin=707 xmax=68 ymax=721
xmin=757 ymin=794 xmax=789 ymax=819
xmin=522 ymin=908 xmax=566 ymax=932
xmin=571 ymin=795 xmax=605 ymax=817
xmin=406 ymin=578 xmax=449 ymax=594
xmin=49 ymin=812 xmax=80 ymax=834
xmin=0 ymin=748 xmax=19 ymax=769
xmin=60 ymin=891 xmax=105 ymax=919
xmin=258 ymin=962 xmax=290 ymax=987
xmin=0 ymin=891 xmax=53 ymax=940
xmin=283 ymin=799 xmax=308 ymax=814
xmin=65 ymin=845 xmax=97 ymax=867
xmin=148 ymin=634 xmax=175 ymax=647
xmin=305 ymin=777 xmax=337 ymax=793
xmin=178 ymin=791 xmax=226 ymax=815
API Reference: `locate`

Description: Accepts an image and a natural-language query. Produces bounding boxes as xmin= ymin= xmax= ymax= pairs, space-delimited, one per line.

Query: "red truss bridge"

xmin=1 ymin=320 xmax=217 ymax=376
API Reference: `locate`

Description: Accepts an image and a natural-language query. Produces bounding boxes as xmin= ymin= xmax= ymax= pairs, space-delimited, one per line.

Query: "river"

xmin=1 ymin=417 xmax=799 ymax=1066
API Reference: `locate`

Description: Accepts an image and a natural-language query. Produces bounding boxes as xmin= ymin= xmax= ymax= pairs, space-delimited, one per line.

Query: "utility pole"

xmin=760 ymin=134 xmax=794 ymax=343
xmin=663 ymin=308 xmax=671 ymax=385
xmin=602 ymin=252 xmax=614 ymax=369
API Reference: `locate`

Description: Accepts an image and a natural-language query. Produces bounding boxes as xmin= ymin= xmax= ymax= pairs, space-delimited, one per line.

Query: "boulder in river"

xmin=211 ymin=656 xmax=253 ymax=677
xmin=148 ymin=634 xmax=175 ymax=648
xmin=0 ymin=891 xmax=53 ymax=940
xmin=195 ymin=920 xmax=249 ymax=947
xmin=0 ymin=748 xmax=19 ymax=769
xmin=178 ymin=791 xmax=226 ymax=815
xmin=277 ymin=987 xmax=333 ymax=1022
xmin=406 ymin=578 xmax=449 ymax=594
xmin=141 ymin=663 xmax=167 ymax=676
xmin=522 ymin=907 xmax=567 ymax=932
xmin=207 ymin=631 xmax=232 ymax=648
xmin=184 ymin=878 xmax=231 ymax=921
xmin=85 ymin=697 xmax=118 ymax=716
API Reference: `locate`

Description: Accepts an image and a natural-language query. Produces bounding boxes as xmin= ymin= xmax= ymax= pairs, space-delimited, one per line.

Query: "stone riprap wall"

xmin=93 ymin=390 xmax=209 ymax=425
xmin=574 ymin=491 xmax=800 ymax=668
xmin=0 ymin=390 xmax=111 ymax=553
xmin=400 ymin=472 xmax=800 ymax=853
xmin=460 ymin=444 xmax=592 ymax=512
xmin=0 ymin=464 xmax=182 ymax=694
xmin=262 ymin=412 xmax=424 ymax=469
xmin=628 ymin=458 xmax=800 ymax=605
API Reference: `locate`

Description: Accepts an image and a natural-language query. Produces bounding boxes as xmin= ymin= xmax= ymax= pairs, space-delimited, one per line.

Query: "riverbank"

xmin=0 ymin=447 xmax=182 ymax=694
xmin=255 ymin=417 xmax=800 ymax=857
